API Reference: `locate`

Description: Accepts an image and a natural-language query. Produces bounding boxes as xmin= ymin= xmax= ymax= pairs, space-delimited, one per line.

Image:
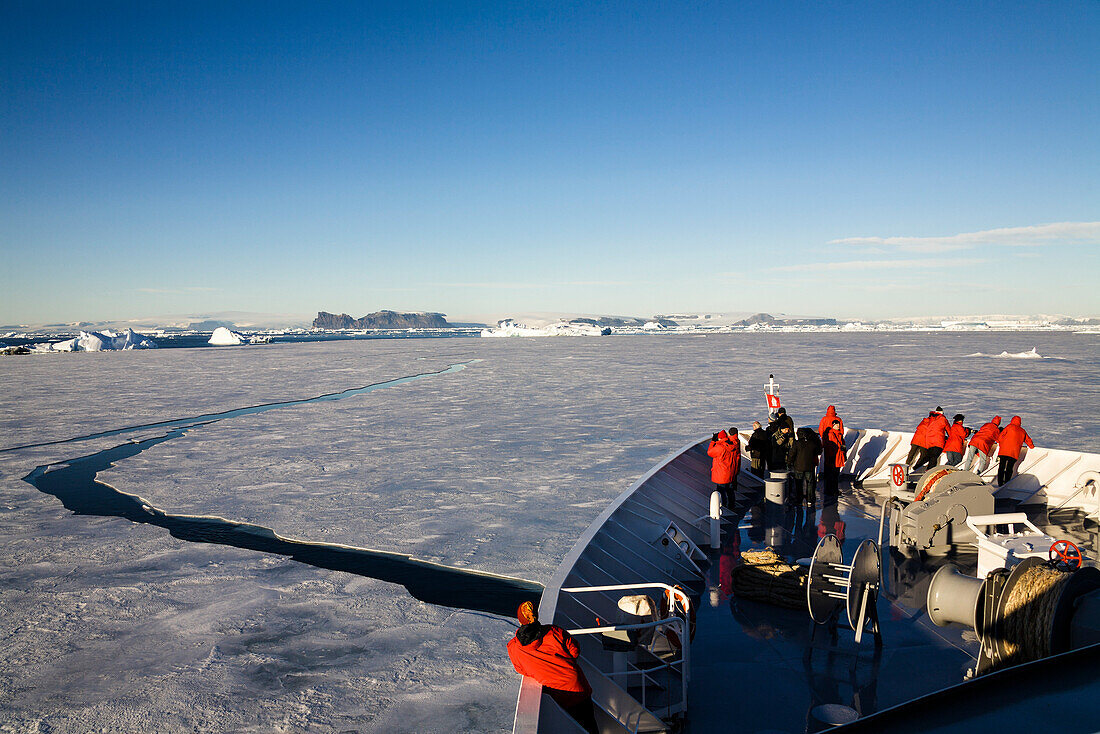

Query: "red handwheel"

xmin=892 ymin=465 xmax=905 ymax=486
xmin=1049 ymin=540 xmax=1083 ymax=571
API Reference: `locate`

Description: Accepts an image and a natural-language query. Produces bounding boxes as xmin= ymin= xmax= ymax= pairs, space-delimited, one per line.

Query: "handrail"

xmin=567 ymin=617 xmax=688 ymax=718
xmin=562 ymin=583 xmax=691 ymax=719
xmin=965 ymin=512 xmax=1046 ymax=540
xmin=562 ymin=582 xmax=692 ymax=614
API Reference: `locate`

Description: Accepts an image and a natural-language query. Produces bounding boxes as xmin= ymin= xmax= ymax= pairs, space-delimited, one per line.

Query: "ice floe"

xmin=966 ymin=347 xmax=1045 ymax=359
xmin=29 ymin=329 xmax=158 ymax=352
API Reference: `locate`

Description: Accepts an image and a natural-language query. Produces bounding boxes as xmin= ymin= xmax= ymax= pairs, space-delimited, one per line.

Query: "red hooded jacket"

xmin=707 ymin=431 xmax=740 ymax=484
xmin=508 ymin=624 xmax=591 ymax=694
xmin=819 ymin=406 xmax=843 ymax=438
xmin=969 ymin=416 xmax=1002 ymax=454
xmin=924 ymin=413 xmax=951 ymax=449
xmin=824 ymin=426 xmax=846 ymax=468
xmin=944 ymin=422 xmax=971 ymax=453
xmin=997 ymin=416 xmax=1034 ymax=459
xmin=910 ymin=416 xmax=932 ymax=448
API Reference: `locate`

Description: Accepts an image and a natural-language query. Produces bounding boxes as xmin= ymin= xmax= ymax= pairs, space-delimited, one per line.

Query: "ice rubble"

xmin=30 ymin=329 xmax=158 ymax=352
xmin=480 ymin=319 xmax=610 ymax=337
xmin=966 ymin=347 xmax=1045 ymax=359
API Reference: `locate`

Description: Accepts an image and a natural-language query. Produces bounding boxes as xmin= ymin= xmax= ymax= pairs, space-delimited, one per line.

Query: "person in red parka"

xmin=707 ymin=429 xmax=740 ymax=508
xmin=943 ymin=414 xmax=971 ymax=466
xmin=819 ymin=406 xmax=843 ymax=440
xmin=822 ymin=420 xmax=846 ymax=498
xmin=818 ymin=406 xmax=843 ymax=470
xmin=914 ymin=408 xmax=951 ymax=469
xmin=996 ymin=416 xmax=1034 ymax=486
xmin=907 ymin=414 xmax=932 ymax=466
xmin=508 ymin=601 xmax=598 ymax=733
xmin=962 ymin=415 xmax=1002 ymax=474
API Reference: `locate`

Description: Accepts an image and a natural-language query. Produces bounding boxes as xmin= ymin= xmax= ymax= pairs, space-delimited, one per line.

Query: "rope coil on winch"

xmin=999 ymin=564 xmax=1073 ymax=668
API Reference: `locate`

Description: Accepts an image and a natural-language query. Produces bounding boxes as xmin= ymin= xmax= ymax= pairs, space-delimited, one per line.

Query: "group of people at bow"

xmin=907 ymin=408 xmax=1034 ymax=486
xmin=707 ymin=405 xmax=849 ymax=510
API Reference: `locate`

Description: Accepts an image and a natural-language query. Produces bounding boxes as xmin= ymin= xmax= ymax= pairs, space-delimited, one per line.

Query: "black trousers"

xmin=823 ymin=466 xmax=840 ymax=497
xmin=914 ymin=447 xmax=943 ymax=470
xmin=791 ymin=470 xmax=816 ymax=505
xmin=998 ymin=456 xmax=1017 ymax=486
xmin=715 ymin=482 xmax=733 ymax=508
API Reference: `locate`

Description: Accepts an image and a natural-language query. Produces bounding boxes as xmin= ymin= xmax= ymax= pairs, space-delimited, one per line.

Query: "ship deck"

xmin=523 ymin=436 xmax=1100 ymax=733
xmin=686 ymin=480 xmax=1097 ymax=732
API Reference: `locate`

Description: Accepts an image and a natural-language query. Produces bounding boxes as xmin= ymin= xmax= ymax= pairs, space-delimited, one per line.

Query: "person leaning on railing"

xmin=507 ymin=601 xmax=599 ymax=733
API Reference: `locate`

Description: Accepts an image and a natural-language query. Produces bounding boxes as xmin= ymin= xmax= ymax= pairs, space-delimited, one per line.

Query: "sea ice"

xmin=1 ymin=333 xmax=1098 ymax=732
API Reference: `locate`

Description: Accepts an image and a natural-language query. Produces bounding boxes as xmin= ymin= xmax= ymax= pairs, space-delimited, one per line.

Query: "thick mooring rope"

xmin=731 ymin=548 xmax=808 ymax=609
xmin=1000 ymin=564 xmax=1072 ymax=667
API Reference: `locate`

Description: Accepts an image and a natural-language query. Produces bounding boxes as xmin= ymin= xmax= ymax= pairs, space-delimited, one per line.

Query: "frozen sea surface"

xmin=1 ymin=333 xmax=1098 ymax=732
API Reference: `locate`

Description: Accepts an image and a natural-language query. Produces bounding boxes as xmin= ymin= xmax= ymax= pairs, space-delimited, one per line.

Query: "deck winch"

xmin=806 ymin=535 xmax=882 ymax=644
xmin=888 ymin=468 xmax=993 ymax=553
xmin=927 ymin=557 xmax=1100 ymax=676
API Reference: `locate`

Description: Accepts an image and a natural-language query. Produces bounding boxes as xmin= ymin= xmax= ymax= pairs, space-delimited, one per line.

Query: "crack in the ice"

xmin=1 ymin=362 xmax=474 ymax=453
xmin=20 ymin=360 xmax=543 ymax=617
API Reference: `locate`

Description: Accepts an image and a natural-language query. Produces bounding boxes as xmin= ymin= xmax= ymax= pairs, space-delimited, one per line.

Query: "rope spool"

xmin=731 ymin=547 xmax=807 ymax=609
xmin=806 ymin=536 xmax=881 ymax=635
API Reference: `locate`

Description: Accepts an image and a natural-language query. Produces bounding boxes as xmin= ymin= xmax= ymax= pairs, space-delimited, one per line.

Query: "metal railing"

xmin=561 ymin=583 xmax=691 ymax=721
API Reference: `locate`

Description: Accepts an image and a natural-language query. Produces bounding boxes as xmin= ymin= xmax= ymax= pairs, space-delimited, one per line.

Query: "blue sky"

xmin=2 ymin=1 xmax=1098 ymax=324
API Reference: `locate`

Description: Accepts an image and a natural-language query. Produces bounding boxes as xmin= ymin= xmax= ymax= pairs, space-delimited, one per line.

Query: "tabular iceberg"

xmin=481 ymin=319 xmax=610 ymax=337
xmin=30 ymin=329 xmax=158 ymax=352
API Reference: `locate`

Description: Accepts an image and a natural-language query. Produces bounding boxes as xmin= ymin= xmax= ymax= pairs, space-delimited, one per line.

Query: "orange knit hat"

xmin=517 ymin=601 xmax=538 ymax=625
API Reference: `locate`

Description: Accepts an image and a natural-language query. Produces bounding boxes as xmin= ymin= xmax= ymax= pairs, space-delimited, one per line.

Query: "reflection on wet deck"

xmin=687 ymin=480 xmax=1000 ymax=734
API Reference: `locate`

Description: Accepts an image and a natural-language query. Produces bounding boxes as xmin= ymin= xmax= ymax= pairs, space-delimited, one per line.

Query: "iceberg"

xmin=480 ymin=319 xmax=610 ymax=337
xmin=29 ymin=329 xmax=157 ymax=352
xmin=208 ymin=327 xmax=247 ymax=346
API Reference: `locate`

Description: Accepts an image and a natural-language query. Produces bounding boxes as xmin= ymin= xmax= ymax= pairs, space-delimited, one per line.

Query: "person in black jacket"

xmin=747 ymin=421 xmax=769 ymax=477
xmin=766 ymin=408 xmax=796 ymax=470
xmin=771 ymin=424 xmax=795 ymax=471
xmin=788 ymin=427 xmax=822 ymax=506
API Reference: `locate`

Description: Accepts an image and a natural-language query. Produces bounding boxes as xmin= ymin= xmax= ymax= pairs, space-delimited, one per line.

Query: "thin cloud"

xmin=771 ymin=257 xmax=987 ymax=273
xmin=427 ymin=280 xmax=648 ymax=289
xmin=829 ymin=221 xmax=1100 ymax=252
xmin=135 ymin=286 xmax=219 ymax=294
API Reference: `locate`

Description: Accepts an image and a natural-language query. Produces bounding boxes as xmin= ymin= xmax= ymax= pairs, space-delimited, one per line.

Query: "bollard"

xmin=765 ymin=470 xmax=788 ymax=507
xmin=709 ymin=490 xmax=722 ymax=549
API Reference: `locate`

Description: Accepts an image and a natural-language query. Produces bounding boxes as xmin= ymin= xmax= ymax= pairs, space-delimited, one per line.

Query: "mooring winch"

xmin=927 ymin=557 xmax=1100 ymax=676
xmin=806 ymin=535 xmax=882 ymax=644
xmin=886 ymin=467 xmax=994 ymax=553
